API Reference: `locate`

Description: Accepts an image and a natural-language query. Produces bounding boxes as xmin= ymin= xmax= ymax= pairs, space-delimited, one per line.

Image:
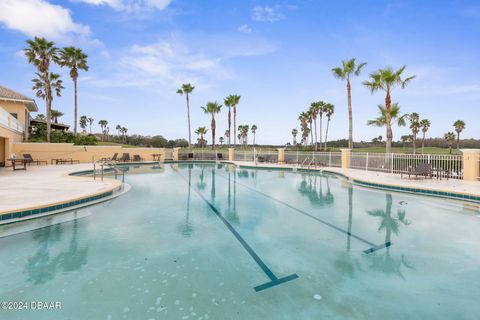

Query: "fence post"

xmin=172 ymin=147 xmax=180 ymax=161
xmin=296 ymin=151 xmax=299 ymax=164
xmin=461 ymin=149 xmax=480 ymax=181
xmin=390 ymin=153 xmax=394 ymax=173
xmin=340 ymin=149 xmax=351 ymax=169
xmin=366 ymin=152 xmax=369 ymax=171
xmin=228 ymin=148 xmax=235 ymax=161
xmin=277 ymin=148 xmax=285 ymax=164
xmin=329 ymin=152 xmax=332 ymax=167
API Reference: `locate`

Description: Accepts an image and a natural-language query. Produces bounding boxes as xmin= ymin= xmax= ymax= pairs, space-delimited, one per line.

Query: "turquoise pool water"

xmin=1 ymin=162 xmax=479 ymax=319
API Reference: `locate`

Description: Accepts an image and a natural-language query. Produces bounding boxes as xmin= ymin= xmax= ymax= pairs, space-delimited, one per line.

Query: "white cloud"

xmin=238 ymin=24 xmax=252 ymax=33
xmin=0 ymin=0 xmax=90 ymax=42
xmin=76 ymin=0 xmax=172 ymax=12
xmin=252 ymin=5 xmax=286 ymax=22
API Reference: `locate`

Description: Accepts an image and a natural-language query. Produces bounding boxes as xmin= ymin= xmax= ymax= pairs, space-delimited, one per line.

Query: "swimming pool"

xmin=1 ymin=162 xmax=479 ymax=319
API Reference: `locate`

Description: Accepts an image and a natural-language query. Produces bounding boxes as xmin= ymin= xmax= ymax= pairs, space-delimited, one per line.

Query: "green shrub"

xmin=74 ymin=135 xmax=97 ymax=145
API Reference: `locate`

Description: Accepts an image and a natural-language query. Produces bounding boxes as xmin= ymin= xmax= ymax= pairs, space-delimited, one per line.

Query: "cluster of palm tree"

xmin=24 ymin=37 xmax=88 ymax=141
xmin=295 ymin=101 xmax=335 ymax=150
xmin=115 ymin=124 xmax=128 ymax=143
xmin=443 ymin=120 xmax=466 ymax=154
xmin=79 ymin=115 xmax=94 ymax=135
xmin=98 ymin=119 xmax=109 ymax=141
xmin=237 ymin=124 xmax=257 ymax=146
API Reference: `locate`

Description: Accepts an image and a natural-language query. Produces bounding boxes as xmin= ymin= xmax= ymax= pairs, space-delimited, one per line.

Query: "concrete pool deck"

xmin=0 ymin=164 xmax=122 ymax=215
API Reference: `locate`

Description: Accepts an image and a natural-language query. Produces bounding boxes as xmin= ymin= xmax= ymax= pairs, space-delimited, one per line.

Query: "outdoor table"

xmin=51 ymin=158 xmax=63 ymax=165
xmin=8 ymin=158 xmax=27 ymax=171
xmin=51 ymin=158 xmax=80 ymax=165
xmin=151 ymin=153 xmax=162 ymax=161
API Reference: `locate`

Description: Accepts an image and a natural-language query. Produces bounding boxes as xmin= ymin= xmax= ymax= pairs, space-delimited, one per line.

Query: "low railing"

xmin=178 ymin=149 xmax=227 ymax=161
xmin=234 ymin=150 xmax=255 ymax=161
xmin=350 ymin=153 xmax=463 ymax=179
xmin=0 ymin=106 xmax=24 ymax=133
xmin=285 ymin=151 xmax=342 ymax=167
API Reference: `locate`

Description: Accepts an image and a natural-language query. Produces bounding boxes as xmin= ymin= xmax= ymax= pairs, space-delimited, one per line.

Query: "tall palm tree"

xmin=291 ymin=128 xmax=298 ymax=146
xmin=363 ymin=66 xmax=415 ymax=153
xmin=444 ymin=132 xmax=455 ymax=154
xmin=87 ymin=117 xmax=94 ymax=134
xmin=298 ymin=112 xmax=310 ymax=146
xmin=50 ymin=109 xmax=64 ymax=123
xmin=409 ymin=112 xmax=420 ymax=154
xmin=419 ymin=119 xmax=430 ymax=153
xmin=225 ymin=94 xmax=241 ymax=147
xmin=115 ymin=124 xmax=122 ymax=141
xmin=367 ymin=103 xmax=408 ymax=144
xmin=32 ymin=72 xmax=63 ymax=139
xmin=251 ymin=125 xmax=257 ymax=146
xmin=201 ymin=102 xmax=222 ymax=149
xmin=121 ymin=127 xmax=128 ymax=143
xmin=309 ymin=102 xmax=319 ymax=150
xmin=25 ymin=37 xmax=59 ymax=142
xmin=224 ymin=130 xmax=230 ymax=144
xmin=98 ymin=120 xmax=108 ymax=141
xmin=79 ymin=115 xmax=87 ymax=134
xmin=332 ymin=58 xmax=367 ymax=149
xmin=453 ymin=120 xmax=465 ymax=150
xmin=316 ymin=101 xmax=326 ymax=149
xmin=307 ymin=109 xmax=314 ymax=146
xmin=224 ymin=96 xmax=233 ymax=146
xmin=176 ymin=83 xmax=195 ymax=147
xmin=323 ymin=103 xmax=335 ymax=150
xmin=195 ymin=126 xmax=208 ymax=147
xmin=58 ymin=47 xmax=89 ymax=135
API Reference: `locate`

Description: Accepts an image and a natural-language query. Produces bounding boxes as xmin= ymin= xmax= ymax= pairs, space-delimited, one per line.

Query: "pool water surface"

xmin=0 ymin=162 xmax=479 ymax=319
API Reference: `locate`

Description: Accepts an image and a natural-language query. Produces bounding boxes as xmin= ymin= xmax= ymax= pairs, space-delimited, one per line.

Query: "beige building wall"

xmin=10 ymin=143 xmax=165 ymax=165
xmin=0 ymin=100 xmax=29 ymax=133
xmin=0 ymin=125 xmax=23 ymax=165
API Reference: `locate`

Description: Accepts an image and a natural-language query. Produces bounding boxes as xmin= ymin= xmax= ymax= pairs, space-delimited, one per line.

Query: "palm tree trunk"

xmin=413 ymin=134 xmax=416 ymax=154
xmin=186 ymin=94 xmax=192 ymax=147
xmin=456 ymin=132 xmax=460 ymax=150
xmin=314 ymin=116 xmax=317 ymax=151
xmin=319 ymin=114 xmax=323 ymax=150
xmin=385 ymin=92 xmax=393 ymax=154
xmin=324 ymin=118 xmax=330 ymax=150
xmin=74 ymin=78 xmax=78 ymax=135
xmin=310 ymin=122 xmax=313 ymax=146
xmin=347 ymin=80 xmax=353 ymax=149
xmin=228 ymin=108 xmax=231 ymax=146
xmin=422 ymin=132 xmax=425 ymax=153
xmin=233 ymin=106 xmax=237 ymax=148
xmin=46 ymin=92 xmax=51 ymax=143
xmin=253 ymin=133 xmax=256 ymax=146
xmin=211 ymin=116 xmax=216 ymax=150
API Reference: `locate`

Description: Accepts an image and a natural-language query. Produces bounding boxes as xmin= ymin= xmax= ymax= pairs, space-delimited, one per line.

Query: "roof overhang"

xmin=0 ymin=97 xmax=38 ymax=112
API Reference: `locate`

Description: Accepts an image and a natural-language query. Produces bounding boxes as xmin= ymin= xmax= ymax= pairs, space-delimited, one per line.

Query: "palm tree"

xmin=98 ymin=120 xmax=108 ymax=141
xmin=25 ymin=37 xmax=59 ymax=142
xmin=251 ymin=125 xmax=257 ymax=146
xmin=87 ymin=117 xmax=94 ymax=134
xmin=32 ymin=72 xmax=63 ymax=139
xmin=176 ymin=83 xmax=195 ymax=147
xmin=224 ymin=96 xmax=233 ymax=146
xmin=298 ymin=112 xmax=310 ymax=146
xmin=316 ymin=101 xmax=326 ymax=149
xmin=309 ymin=102 xmax=319 ymax=149
xmin=79 ymin=115 xmax=87 ymax=134
xmin=291 ymin=129 xmax=298 ymax=146
xmin=224 ymin=130 xmax=230 ymax=144
xmin=115 ymin=124 xmax=122 ymax=141
xmin=363 ymin=66 xmax=415 ymax=153
xmin=419 ymin=119 xmax=430 ymax=153
xmin=219 ymin=137 xmax=224 ymax=145
xmin=195 ymin=126 xmax=208 ymax=148
xmin=201 ymin=102 xmax=222 ymax=149
xmin=323 ymin=103 xmax=335 ymax=150
xmin=307 ymin=109 xmax=314 ymax=146
xmin=453 ymin=120 xmax=465 ymax=150
xmin=367 ymin=103 xmax=408 ymax=145
xmin=400 ymin=135 xmax=412 ymax=149
xmin=332 ymin=58 xmax=367 ymax=149
xmin=58 ymin=47 xmax=89 ymax=135
xmin=121 ymin=127 xmax=128 ymax=143
xmin=409 ymin=112 xmax=420 ymax=154
xmin=50 ymin=109 xmax=64 ymax=123
xmin=225 ymin=95 xmax=241 ymax=147
xmin=444 ymin=132 xmax=456 ymax=154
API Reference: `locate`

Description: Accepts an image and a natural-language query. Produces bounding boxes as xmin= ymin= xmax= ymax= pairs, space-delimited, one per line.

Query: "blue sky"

xmin=0 ymin=0 xmax=479 ymax=144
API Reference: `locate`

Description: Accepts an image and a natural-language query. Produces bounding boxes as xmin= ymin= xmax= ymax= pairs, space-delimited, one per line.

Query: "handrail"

xmin=300 ymin=157 xmax=309 ymax=167
xmin=93 ymin=159 xmax=125 ymax=186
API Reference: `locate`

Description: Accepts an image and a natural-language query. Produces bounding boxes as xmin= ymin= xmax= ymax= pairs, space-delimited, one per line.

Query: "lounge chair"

xmin=120 ymin=153 xmax=130 ymax=162
xmin=101 ymin=153 xmax=118 ymax=162
xmin=133 ymin=154 xmax=144 ymax=162
xmin=23 ymin=154 xmax=47 ymax=165
xmin=400 ymin=163 xmax=432 ymax=179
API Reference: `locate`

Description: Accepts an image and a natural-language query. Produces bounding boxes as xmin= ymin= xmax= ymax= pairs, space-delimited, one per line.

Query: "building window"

xmin=10 ymin=113 xmax=18 ymax=119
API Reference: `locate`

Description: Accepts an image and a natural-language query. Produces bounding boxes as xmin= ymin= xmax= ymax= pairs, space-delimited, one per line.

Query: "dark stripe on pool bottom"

xmin=215 ymin=171 xmax=391 ymax=254
xmin=176 ymin=170 xmax=299 ymax=292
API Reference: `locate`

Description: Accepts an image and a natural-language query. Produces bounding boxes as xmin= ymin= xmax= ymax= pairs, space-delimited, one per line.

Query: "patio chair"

xmin=400 ymin=163 xmax=432 ymax=179
xmin=101 ymin=153 xmax=118 ymax=162
xmin=23 ymin=154 xmax=47 ymax=165
xmin=217 ymin=153 xmax=224 ymax=160
xmin=188 ymin=153 xmax=194 ymax=160
xmin=120 ymin=153 xmax=130 ymax=162
xmin=133 ymin=154 xmax=144 ymax=162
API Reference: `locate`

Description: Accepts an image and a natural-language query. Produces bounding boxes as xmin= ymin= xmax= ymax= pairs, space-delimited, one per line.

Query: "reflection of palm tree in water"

xmin=178 ymin=164 xmax=194 ymax=236
xmin=25 ymin=219 xmax=88 ymax=284
xmin=367 ymin=194 xmax=414 ymax=279
xmin=225 ymin=168 xmax=240 ymax=225
xmin=297 ymin=174 xmax=335 ymax=207
xmin=197 ymin=167 xmax=206 ymax=190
